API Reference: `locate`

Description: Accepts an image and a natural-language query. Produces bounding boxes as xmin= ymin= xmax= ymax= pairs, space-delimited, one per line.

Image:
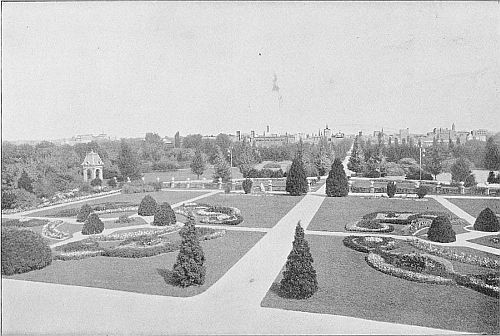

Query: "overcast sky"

xmin=2 ymin=1 xmax=499 ymax=141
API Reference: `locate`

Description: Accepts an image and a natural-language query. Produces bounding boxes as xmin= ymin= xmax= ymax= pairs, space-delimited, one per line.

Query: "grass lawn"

xmin=5 ymin=230 xmax=265 ymax=297
xmin=308 ymin=196 xmax=460 ymax=233
xmin=468 ymin=234 xmax=500 ymax=250
xmin=446 ymin=198 xmax=500 ymax=217
xmin=198 ymin=193 xmax=304 ymax=228
xmin=143 ymin=167 xmax=243 ymax=183
xmin=27 ymin=190 xmax=211 ymax=217
xmin=101 ymin=217 xmax=148 ymax=229
xmin=261 ymin=235 xmax=499 ymax=334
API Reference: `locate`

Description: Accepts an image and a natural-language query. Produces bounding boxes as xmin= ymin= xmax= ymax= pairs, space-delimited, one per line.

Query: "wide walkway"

xmin=2 ymin=184 xmax=458 ymax=335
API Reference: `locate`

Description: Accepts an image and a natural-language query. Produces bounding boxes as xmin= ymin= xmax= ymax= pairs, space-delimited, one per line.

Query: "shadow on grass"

xmin=157 ymin=268 xmax=177 ymax=286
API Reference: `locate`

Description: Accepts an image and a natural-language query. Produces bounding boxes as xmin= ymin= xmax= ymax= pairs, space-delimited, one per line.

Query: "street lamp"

xmin=227 ymin=147 xmax=233 ymax=179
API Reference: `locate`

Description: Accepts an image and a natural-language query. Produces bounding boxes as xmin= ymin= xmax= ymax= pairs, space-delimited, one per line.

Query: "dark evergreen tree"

xmin=487 ymin=171 xmax=497 ymax=184
xmin=386 ymin=181 xmax=396 ymax=198
xmin=117 ymin=139 xmax=142 ymax=180
xmin=174 ymin=131 xmax=181 ymax=148
xmin=279 ymin=222 xmax=318 ymax=299
xmin=81 ymin=213 xmax=104 ymax=235
xmin=76 ymin=203 xmax=93 ymax=222
xmin=152 ymin=202 xmax=177 ymax=226
xmin=138 ymin=195 xmax=158 ymax=216
xmin=242 ymin=178 xmax=253 ymax=194
xmin=325 ymin=158 xmax=349 ymax=197
xmin=17 ymin=170 xmax=33 ymax=193
xmin=428 ymin=216 xmax=456 ymax=243
xmin=286 ymin=147 xmax=308 ymax=196
xmin=172 ymin=215 xmax=206 ymax=287
xmin=451 ymin=158 xmax=473 ymax=183
xmin=484 ymin=137 xmax=500 ymax=170
xmin=90 ymin=177 xmax=102 ymax=187
xmin=190 ymin=148 xmax=206 ymax=179
xmin=474 ymin=208 xmax=500 ymax=232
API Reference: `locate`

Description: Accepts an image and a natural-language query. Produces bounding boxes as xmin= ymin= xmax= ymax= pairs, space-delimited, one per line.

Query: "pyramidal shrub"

xmin=325 ymin=158 xmax=349 ymax=197
xmin=76 ymin=203 xmax=93 ymax=222
xmin=427 ymin=215 xmax=456 ymax=243
xmin=279 ymin=222 xmax=318 ymax=299
xmin=172 ymin=216 xmax=206 ymax=287
xmin=81 ymin=213 xmax=104 ymax=235
xmin=286 ymin=150 xmax=308 ymax=196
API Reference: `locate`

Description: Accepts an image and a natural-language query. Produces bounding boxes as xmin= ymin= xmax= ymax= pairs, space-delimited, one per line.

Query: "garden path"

xmin=2 ymin=182 xmax=455 ymax=335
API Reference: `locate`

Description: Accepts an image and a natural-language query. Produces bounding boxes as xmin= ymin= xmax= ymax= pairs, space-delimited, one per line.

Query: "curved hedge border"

xmin=41 ymin=221 xmax=70 ymax=240
xmin=366 ymin=252 xmax=454 ymax=285
xmin=179 ymin=203 xmax=244 ymax=226
xmin=452 ymin=273 xmax=499 ymax=298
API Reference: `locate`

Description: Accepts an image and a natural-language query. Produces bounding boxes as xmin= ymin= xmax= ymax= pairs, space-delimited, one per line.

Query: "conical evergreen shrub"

xmin=279 ymin=222 xmax=318 ymax=299
xmin=76 ymin=203 xmax=93 ymax=222
xmin=386 ymin=181 xmax=396 ymax=198
xmin=152 ymin=202 xmax=177 ymax=226
xmin=474 ymin=207 xmax=500 ymax=232
xmin=428 ymin=215 xmax=456 ymax=243
xmin=81 ymin=213 xmax=104 ymax=235
xmin=286 ymin=150 xmax=308 ymax=196
xmin=138 ymin=195 xmax=157 ymax=216
xmin=172 ymin=215 xmax=206 ymax=287
xmin=325 ymin=158 xmax=349 ymax=197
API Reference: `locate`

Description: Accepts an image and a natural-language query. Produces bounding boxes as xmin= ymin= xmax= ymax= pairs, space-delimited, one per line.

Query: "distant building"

xmin=81 ymin=150 xmax=104 ymax=182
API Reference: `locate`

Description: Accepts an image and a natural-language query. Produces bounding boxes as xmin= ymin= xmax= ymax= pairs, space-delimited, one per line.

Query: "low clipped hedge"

xmin=474 ymin=207 xmax=500 ymax=232
xmin=1 ymin=227 xmax=52 ymax=275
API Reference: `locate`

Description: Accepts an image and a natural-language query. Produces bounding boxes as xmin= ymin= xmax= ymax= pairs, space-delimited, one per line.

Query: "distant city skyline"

xmin=2 ymin=2 xmax=499 ymax=141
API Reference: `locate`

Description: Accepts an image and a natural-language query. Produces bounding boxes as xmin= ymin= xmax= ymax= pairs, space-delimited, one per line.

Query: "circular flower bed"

xmin=42 ymin=221 xmax=71 ymax=240
xmin=343 ymin=236 xmax=400 ymax=253
xmin=179 ymin=203 xmax=243 ymax=225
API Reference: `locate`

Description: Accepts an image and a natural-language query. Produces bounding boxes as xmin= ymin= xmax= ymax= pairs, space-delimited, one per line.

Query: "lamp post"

xmin=227 ymin=147 xmax=233 ymax=179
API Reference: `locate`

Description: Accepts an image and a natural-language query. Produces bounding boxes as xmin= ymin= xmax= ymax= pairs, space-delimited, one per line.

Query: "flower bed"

xmin=1 ymin=218 xmax=50 ymax=228
xmin=41 ymin=221 xmax=71 ymax=240
xmin=404 ymin=218 xmax=433 ymax=235
xmin=366 ymin=252 xmax=454 ymax=285
xmin=452 ymin=272 xmax=499 ymax=298
xmin=408 ymin=240 xmax=500 ymax=269
xmin=345 ymin=220 xmax=394 ymax=233
xmin=343 ymin=236 xmax=400 ymax=253
xmin=95 ymin=224 xmax=183 ymax=241
xmin=53 ymin=226 xmax=225 ymax=260
xmin=1 ymin=189 xmax=120 ymax=214
xmin=179 ymin=203 xmax=243 ymax=225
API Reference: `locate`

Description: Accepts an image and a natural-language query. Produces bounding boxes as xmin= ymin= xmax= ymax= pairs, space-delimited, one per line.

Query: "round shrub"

xmin=474 ymin=207 xmax=500 ymax=232
xmin=387 ymin=181 xmax=396 ymax=198
xmin=138 ymin=195 xmax=157 ymax=216
xmin=152 ymin=202 xmax=177 ymax=226
xmin=90 ymin=177 xmax=102 ymax=187
xmin=1 ymin=227 xmax=52 ymax=275
xmin=107 ymin=178 xmax=117 ymax=187
xmin=242 ymin=178 xmax=253 ymax=194
xmin=416 ymin=185 xmax=428 ymax=199
xmin=76 ymin=203 xmax=93 ymax=222
xmin=81 ymin=213 xmax=104 ymax=235
xmin=427 ymin=215 xmax=456 ymax=243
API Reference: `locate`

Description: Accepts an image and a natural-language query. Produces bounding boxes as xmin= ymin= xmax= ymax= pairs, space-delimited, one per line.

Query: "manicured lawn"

xmin=308 ymin=196 xmax=459 ymax=233
xmin=27 ymin=190 xmax=211 ymax=217
xmin=468 ymin=234 xmax=500 ymax=250
xmin=143 ymin=167 xmax=243 ymax=183
xmin=197 ymin=193 xmax=304 ymax=228
xmin=446 ymin=198 xmax=500 ymax=217
xmin=6 ymin=230 xmax=265 ymax=297
xmin=101 ymin=217 xmax=148 ymax=229
xmin=261 ymin=235 xmax=499 ymax=334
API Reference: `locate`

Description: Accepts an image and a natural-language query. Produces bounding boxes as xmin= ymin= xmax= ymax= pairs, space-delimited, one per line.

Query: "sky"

xmin=2 ymin=1 xmax=500 ymax=141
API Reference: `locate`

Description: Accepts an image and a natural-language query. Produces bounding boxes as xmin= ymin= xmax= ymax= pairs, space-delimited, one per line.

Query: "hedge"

xmin=138 ymin=195 xmax=158 ymax=216
xmin=474 ymin=207 xmax=500 ymax=232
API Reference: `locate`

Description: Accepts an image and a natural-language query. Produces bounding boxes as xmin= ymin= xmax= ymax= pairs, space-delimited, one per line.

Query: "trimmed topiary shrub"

xmin=172 ymin=216 xmax=206 ymax=287
xmin=427 ymin=215 xmax=456 ymax=243
xmin=107 ymin=178 xmax=117 ymax=187
xmin=242 ymin=178 xmax=253 ymax=194
xmin=416 ymin=185 xmax=428 ymax=199
xmin=138 ymin=195 xmax=157 ymax=216
xmin=387 ymin=181 xmax=396 ymax=198
xmin=325 ymin=158 xmax=349 ymax=197
xmin=474 ymin=207 xmax=500 ymax=232
xmin=152 ymin=202 xmax=177 ymax=226
xmin=76 ymin=203 xmax=93 ymax=222
xmin=81 ymin=213 xmax=104 ymax=235
xmin=1 ymin=227 xmax=52 ymax=275
xmin=279 ymin=222 xmax=318 ymax=299
xmin=286 ymin=149 xmax=308 ymax=196
xmin=90 ymin=177 xmax=102 ymax=187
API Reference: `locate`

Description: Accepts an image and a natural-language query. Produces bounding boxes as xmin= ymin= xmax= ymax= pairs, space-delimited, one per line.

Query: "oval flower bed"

xmin=345 ymin=219 xmax=394 ymax=233
xmin=343 ymin=236 xmax=400 ymax=253
xmin=53 ymin=226 xmax=225 ymax=260
xmin=179 ymin=203 xmax=243 ymax=225
xmin=366 ymin=252 xmax=454 ymax=285
xmin=42 ymin=221 xmax=71 ymax=240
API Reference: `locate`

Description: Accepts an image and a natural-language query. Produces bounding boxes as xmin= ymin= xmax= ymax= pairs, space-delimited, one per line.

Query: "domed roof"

xmin=81 ymin=150 xmax=103 ymax=166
